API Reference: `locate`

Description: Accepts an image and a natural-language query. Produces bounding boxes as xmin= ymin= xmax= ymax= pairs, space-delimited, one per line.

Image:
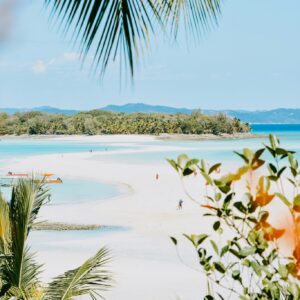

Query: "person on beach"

xmin=177 ymin=199 xmax=183 ymax=210
xmin=156 ymin=173 xmax=159 ymax=180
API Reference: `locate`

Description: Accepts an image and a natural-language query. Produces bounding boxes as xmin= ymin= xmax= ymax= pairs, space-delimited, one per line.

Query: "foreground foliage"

xmin=45 ymin=0 xmax=222 ymax=77
xmin=0 ymin=110 xmax=249 ymax=135
xmin=0 ymin=179 xmax=112 ymax=299
xmin=169 ymin=135 xmax=300 ymax=299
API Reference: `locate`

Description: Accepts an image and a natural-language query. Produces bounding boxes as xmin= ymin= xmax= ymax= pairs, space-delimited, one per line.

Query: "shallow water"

xmin=97 ymin=124 xmax=300 ymax=165
xmin=0 ymin=138 xmax=131 ymax=160
xmin=0 ymin=178 xmax=129 ymax=205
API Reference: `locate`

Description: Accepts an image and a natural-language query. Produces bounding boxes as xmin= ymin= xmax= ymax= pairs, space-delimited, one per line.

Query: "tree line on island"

xmin=0 ymin=110 xmax=250 ymax=136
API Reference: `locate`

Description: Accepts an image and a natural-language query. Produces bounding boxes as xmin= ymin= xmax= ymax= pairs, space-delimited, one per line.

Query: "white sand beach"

xmin=5 ymin=135 xmax=214 ymax=300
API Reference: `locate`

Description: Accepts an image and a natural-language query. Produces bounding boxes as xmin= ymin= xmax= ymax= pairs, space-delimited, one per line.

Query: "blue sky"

xmin=0 ymin=0 xmax=299 ymax=110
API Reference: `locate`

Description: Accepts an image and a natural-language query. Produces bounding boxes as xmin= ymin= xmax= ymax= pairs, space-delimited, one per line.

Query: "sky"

xmin=0 ymin=0 xmax=299 ymax=110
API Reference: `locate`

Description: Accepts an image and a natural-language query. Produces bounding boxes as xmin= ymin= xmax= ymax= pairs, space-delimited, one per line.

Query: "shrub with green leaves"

xmin=169 ymin=135 xmax=300 ymax=299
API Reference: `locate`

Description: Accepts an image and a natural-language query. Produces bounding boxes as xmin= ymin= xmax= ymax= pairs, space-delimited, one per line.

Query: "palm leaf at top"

xmin=44 ymin=0 xmax=222 ymax=78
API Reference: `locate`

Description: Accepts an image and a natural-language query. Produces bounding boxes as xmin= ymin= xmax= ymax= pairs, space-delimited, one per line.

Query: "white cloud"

xmin=32 ymin=60 xmax=47 ymax=74
xmin=63 ymin=52 xmax=80 ymax=62
xmin=30 ymin=53 xmax=81 ymax=74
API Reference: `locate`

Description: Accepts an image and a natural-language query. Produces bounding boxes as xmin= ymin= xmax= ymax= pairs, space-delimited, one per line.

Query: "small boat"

xmin=43 ymin=179 xmax=63 ymax=184
xmin=6 ymin=173 xmax=29 ymax=177
xmin=0 ymin=173 xmax=63 ymax=187
xmin=42 ymin=173 xmax=55 ymax=177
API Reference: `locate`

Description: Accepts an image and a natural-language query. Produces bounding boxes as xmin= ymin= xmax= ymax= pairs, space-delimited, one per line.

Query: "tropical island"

xmin=0 ymin=110 xmax=250 ymax=136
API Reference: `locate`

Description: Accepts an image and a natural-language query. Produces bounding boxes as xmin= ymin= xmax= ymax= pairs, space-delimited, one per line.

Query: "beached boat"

xmin=0 ymin=173 xmax=63 ymax=187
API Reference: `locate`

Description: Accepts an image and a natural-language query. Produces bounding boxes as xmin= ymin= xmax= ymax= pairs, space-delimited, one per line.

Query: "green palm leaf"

xmin=162 ymin=0 xmax=222 ymax=39
xmin=44 ymin=0 xmax=222 ymax=77
xmin=1 ymin=178 xmax=49 ymax=296
xmin=0 ymin=193 xmax=10 ymax=255
xmin=45 ymin=247 xmax=113 ymax=300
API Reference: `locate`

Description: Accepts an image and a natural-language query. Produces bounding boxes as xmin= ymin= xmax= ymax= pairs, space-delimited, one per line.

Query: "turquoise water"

xmin=0 ymin=178 xmax=128 ymax=205
xmin=29 ymin=226 xmax=129 ymax=251
xmin=1 ymin=126 xmax=300 ymax=198
xmin=0 ymin=139 xmax=133 ymax=204
xmin=99 ymin=124 xmax=300 ymax=164
xmin=0 ymin=139 xmax=130 ymax=160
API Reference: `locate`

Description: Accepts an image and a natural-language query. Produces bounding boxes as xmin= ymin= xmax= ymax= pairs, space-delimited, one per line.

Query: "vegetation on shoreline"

xmin=169 ymin=135 xmax=300 ymax=298
xmin=0 ymin=110 xmax=250 ymax=136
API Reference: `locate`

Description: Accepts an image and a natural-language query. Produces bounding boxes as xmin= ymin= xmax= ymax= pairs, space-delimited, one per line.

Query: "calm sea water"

xmin=0 ymin=139 xmax=132 ymax=204
xmin=97 ymin=124 xmax=300 ymax=164
xmin=0 ymin=178 xmax=128 ymax=205
xmin=0 ymin=139 xmax=130 ymax=160
xmin=1 ymin=125 xmax=299 ymax=203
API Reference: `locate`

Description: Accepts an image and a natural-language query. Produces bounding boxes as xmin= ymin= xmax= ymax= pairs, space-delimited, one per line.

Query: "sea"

xmin=0 ymin=124 xmax=300 ymax=204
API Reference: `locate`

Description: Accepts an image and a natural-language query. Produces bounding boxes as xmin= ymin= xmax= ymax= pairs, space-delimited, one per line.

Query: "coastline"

xmin=1 ymin=134 xmax=271 ymax=299
xmin=0 ymin=132 xmax=260 ymax=142
xmin=157 ymin=132 xmax=263 ymax=141
xmin=4 ymin=138 xmax=211 ymax=299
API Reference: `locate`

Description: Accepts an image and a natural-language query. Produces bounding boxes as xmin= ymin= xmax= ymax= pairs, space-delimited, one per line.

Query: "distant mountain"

xmin=1 ymin=103 xmax=300 ymax=123
xmin=101 ymin=104 xmax=300 ymax=124
xmin=203 ymin=108 xmax=300 ymax=124
xmin=0 ymin=106 xmax=79 ymax=115
xmin=101 ymin=103 xmax=193 ymax=114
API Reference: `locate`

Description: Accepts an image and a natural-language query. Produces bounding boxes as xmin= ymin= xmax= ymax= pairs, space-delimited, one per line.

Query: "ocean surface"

xmin=0 ymin=138 xmax=131 ymax=160
xmin=1 ymin=178 xmax=128 ymax=205
xmin=97 ymin=124 xmax=300 ymax=164
xmin=1 ymin=124 xmax=299 ymax=204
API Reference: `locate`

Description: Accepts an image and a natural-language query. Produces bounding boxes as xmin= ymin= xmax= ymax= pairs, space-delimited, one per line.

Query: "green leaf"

xmin=220 ymin=245 xmax=229 ymax=257
xmin=177 ymin=154 xmax=189 ymax=169
xmin=239 ymin=247 xmax=256 ymax=257
xmin=170 ymin=236 xmax=177 ymax=246
xmin=268 ymin=163 xmax=277 ymax=174
xmin=277 ymin=166 xmax=287 ymax=177
xmin=254 ymin=148 xmax=265 ymax=160
xmin=275 ymin=192 xmax=291 ymax=207
xmin=293 ymin=194 xmax=300 ymax=212
xmin=45 ymin=247 xmax=113 ymax=300
xmin=208 ymin=163 xmax=221 ymax=174
xmin=213 ymin=221 xmax=221 ymax=231
xmin=218 ymin=184 xmax=231 ymax=194
xmin=232 ymin=270 xmax=240 ymax=280
xmin=294 ymin=194 xmax=300 ymax=206
xmin=210 ymin=240 xmax=219 ymax=255
xmin=233 ymin=202 xmax=247 ymax=214
xmin=288 ymin=283 xmax=300 ymax=299
xmin=182 ymin=168 xmax=194 ymax=176
xmin=167 ymin=159 xmax=178 ymax=172
xmin=202 ymin=172 xmax=213 ymax=185
xmin=250 ymin=261 xmax=262 ymax=276
xmin=183 ymin=233 xmax=208 ymax=247
xmin=265 ymin=145 xmax=276 ymax=157
xmin=214 ymin=262 xmax=226 ymax=274
xmin=269 ymin=134 xmax=279 ymax=149
xmin=278 ymin=264 xmax=289 ymax=280
xmin=186 ymin=159 xmax=199 ymax=168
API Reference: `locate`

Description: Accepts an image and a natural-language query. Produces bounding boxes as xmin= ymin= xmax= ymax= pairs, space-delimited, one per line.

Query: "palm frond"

xmin=3 ymin=247 xmax=42 ymax=297
xmin=2 ymin=178 xmax=49 ymax=294
xmin=44 ymin=0 xmax=223 ymax=78
xmin=45 ymin=247 xmax=113 ymax=300
xmin=161 ymin=0 xmax=222 ymax=40
xmin=0 ymin=192 xmax=10 ymax=255
xmin=44 ymin=0 xmax=162 ymax=77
